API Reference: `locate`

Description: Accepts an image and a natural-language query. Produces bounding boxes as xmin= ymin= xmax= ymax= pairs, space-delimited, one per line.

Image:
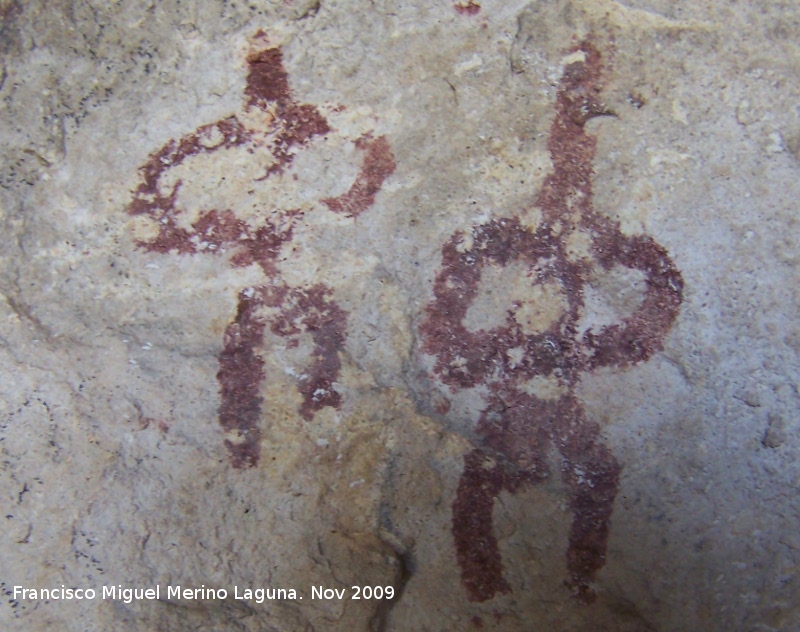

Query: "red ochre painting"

xmin=128 ymin=31 xmax=682 ymax=606
xmin=420 ymin=37 xmax=683 ymax=603
xmin=127 ymin=32 xmax=396 ymax=468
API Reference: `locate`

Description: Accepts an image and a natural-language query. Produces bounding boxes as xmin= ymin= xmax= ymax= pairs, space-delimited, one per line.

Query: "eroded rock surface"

xmin=2 ymin=1 xmax=800 ymax=630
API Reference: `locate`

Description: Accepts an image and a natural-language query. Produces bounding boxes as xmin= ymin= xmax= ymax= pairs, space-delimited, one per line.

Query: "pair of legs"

xmin=452 ymin=388 xmax=620 ymax=603
xmin=217 ymin=283 xmax=346 ymax=468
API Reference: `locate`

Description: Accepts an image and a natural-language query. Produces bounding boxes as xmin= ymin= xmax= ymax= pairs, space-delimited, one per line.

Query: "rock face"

xmin=2 ymin=1 xmax=800 ymax=630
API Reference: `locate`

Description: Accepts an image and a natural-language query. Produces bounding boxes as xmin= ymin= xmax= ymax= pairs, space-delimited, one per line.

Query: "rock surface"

xmin=2 ymin=1 xmax=800 ymax=630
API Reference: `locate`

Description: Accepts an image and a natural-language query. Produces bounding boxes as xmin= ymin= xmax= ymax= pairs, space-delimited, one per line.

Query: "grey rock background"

xmin=1 ymin=0 xmax=799 ymax=630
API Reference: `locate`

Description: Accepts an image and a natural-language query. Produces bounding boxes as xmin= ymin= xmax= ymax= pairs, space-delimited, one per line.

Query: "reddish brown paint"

xmin=420 ymin=37 xmax=682 ymax=602
xmin=262 ymin=284 xmax=348 ymax=420
xmin=218 ymin=289 xmax=267 ymax=469
xmin=245 ymin=47 xmax=292 ymax=107
xmin=262 ymin=104 xmax=331 ymax=177
xmin=323 ymin=135 xmax=397 ymax=217
xmin=127 ymin=35 xmax=394 ymax=468
xmin=127 ymin=117 xmax=251 ymax=255
xmin=454 ymin=1 xmax=481 ymax=16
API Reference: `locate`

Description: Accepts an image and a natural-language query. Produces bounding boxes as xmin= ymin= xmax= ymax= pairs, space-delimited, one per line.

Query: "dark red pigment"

xmin=245 ymin=46 xmax=292 ymax=107
xmin=420 ymin=38 xmax=683 ymax=602
xmin=454 ymin=1 xmax=481 ymax=16
xmin=323 ymin=135 xmax=397 ymax=217
xmin=218 ymin=289 xmax=267 ymax=469
xmin=127 ymin=36 xmax=395 ymax=468
xmin=261 ymin=283 xmax=348 ymax=421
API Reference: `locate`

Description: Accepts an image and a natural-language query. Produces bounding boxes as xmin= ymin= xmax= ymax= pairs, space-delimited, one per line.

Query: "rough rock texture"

xmin=2 ymin=1 xmax=800 ymax=630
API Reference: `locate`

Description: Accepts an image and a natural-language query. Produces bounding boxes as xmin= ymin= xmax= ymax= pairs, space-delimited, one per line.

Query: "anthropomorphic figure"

xmin=128 ymin=33 xmax=395 ymax=468
xmin=420 ymin=37 xmax=683 ymax=602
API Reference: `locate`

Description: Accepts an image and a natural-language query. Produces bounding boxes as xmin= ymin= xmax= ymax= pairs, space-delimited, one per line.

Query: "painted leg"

xmin=452 ymin=449 xmax=511 ymax=602
xmin=555 ymin=397 xmax=621 ymax=602
xmin=217 ymin=287 xmax=267 ymax=469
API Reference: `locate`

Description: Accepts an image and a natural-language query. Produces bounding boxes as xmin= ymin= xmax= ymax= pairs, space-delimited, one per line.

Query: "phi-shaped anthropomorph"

xmin=127 ymin=32 xmax=395 ymax=468
xmin=420 ymin=37 xmax=683 ymax=603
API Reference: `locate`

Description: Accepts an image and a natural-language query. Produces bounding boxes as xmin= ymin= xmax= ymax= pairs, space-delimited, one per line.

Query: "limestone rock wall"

xmin=2 ymin=1 xmax=800 ymax=630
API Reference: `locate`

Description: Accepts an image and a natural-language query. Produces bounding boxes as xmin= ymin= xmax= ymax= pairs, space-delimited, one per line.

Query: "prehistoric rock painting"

xmin=127 ymin=33 xmax=395 ymax=468
xmin=453 ymin=1 xmax=481 ymax=15
xmin=420 ymin=38 xmax=683 ymax=602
